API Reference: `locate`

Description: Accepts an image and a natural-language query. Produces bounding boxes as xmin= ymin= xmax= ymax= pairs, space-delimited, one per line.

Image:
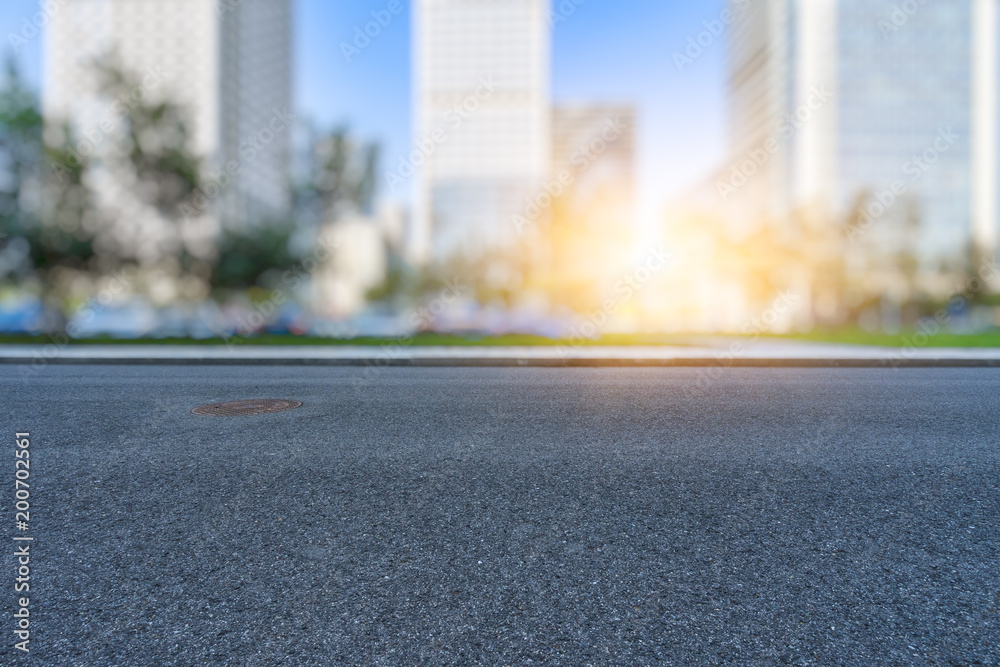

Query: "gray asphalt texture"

xmin=2 ymin=366 xmax=999 ymax=665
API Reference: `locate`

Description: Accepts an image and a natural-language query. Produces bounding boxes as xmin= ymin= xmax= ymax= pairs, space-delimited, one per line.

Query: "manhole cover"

xmin=191 ymin=399 xmax=303 ymax=417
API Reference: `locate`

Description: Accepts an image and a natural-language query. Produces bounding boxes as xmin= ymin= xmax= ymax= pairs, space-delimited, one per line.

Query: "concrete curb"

xmin=1 ymin=356 xmax=999 ymax=368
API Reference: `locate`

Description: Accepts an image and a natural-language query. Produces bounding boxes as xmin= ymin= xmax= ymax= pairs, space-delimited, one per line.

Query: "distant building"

xmin=412 ymin=0 xmax=551 ymax=263
xmin=725 ymin=0 xmax=998 ymax=267
xmin=551 ymin=105 xmax=636 ymax=233
xmin=44 ymin=0 xmax=293 ymax=228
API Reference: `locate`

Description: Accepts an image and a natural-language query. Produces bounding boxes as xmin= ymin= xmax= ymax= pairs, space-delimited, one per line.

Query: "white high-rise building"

xmin=44 ymin=0 xmax=293 ymax=228
xmin=412 ymin=0 xmax=551 ymax=263
xmin=725 ymin=0 xmax=999 ymax=267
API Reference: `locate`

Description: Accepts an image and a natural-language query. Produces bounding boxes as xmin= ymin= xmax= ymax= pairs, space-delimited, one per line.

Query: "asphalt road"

xmin=2 ymin=366 xmax=999 ymax=665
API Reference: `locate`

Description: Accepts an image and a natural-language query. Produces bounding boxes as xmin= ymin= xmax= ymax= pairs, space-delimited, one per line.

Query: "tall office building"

xmin=412 ymin=0 xmax=551 ymax=263
xmin=726 ymin=0 xmax=999 ymax=266
xmin=44 ymin=0 xmax=293 ymax=228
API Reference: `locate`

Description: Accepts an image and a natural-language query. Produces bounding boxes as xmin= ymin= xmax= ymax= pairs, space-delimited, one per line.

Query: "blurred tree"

xmin=522 ymin=191 xmax=602 ymax=312
xmin=25 ymin=133 xmax=100 ymax=274
xmin=896 ymin=196 xmax=922 ymax=318
xmin=963 ymin=238 xmax=994 ymax=307
xmin=365 ymin=256 xmax=413 ymax=305
xmin=0 ymin=56 xmax=210 ymax=319
xmin=92 ymin=61 xmax=202 ymax=260
xmin=3 ymin=57 xmax=393 ymax=324
xmin=99 ymin=64 xmax=201 ymax=218
xmin=0 ymin=59 xmax=100 ymax=296
xmin=295 ymin=127 xmax=379 ymax=225
xmin=210 ymin=222 xmax=297 ymax=291
xmin=497 ymin=189 xmax=634 ymax=315
xmin=0 ymin=57 xmax=41 ymax=239
xmin=207 ymin=126 xmax=381 ymax=292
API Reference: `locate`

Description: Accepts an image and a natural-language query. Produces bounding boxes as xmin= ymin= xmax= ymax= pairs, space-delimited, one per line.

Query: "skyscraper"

xmin=725 ymin=0 xmax=999 ymax=267
xmin=412 ymin=0 xmax=551 ymax=263
xmin=44 ymin=0 xmax=293 ymax=228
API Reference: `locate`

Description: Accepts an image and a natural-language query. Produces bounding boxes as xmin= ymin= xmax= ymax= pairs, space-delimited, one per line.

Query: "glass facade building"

xmin=727 ymin=0 xmax=998 ymax=269
xmin=412 ymin=0 xmax=551 ymax=263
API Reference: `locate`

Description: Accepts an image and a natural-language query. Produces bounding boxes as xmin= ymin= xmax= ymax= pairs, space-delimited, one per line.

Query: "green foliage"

xmin=94 ymin=62 xmax=201 ymax=216
xmin=3 ymin=329 xmax=999 ymax=348
xmin=23 ymin=130 xmax=103 ymax=272
xmin=295 ymin=127 xmax=379 ymax=223
xmin=365 ymin=256 xmax=423 ymax=304
xmin=1 ymin=54 xmax=389 ymax=324
xmin=210 ymin=222 xmax=298 ymax=290
xmin=0 ymin=57 xmax=42 ymax=236
xmin=0 ymin=56 xmax=210 ymax=311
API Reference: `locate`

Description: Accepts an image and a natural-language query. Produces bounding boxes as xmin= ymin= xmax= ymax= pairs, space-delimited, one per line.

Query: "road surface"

xmin=2 ymin=366 xmax=998 ymax=664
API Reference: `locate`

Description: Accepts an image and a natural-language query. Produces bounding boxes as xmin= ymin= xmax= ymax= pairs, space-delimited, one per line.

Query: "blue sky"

xmin=1 ymin=0 xmax=729 ymax=224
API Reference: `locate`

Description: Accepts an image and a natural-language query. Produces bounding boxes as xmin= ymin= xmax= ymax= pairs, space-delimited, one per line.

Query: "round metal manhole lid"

xmin=192 ymin=399 xmax=303 ymax=417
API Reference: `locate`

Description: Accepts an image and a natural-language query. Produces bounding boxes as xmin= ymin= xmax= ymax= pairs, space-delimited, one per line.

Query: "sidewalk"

xmin=2 ymin=341 xmax=999 ymax=366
